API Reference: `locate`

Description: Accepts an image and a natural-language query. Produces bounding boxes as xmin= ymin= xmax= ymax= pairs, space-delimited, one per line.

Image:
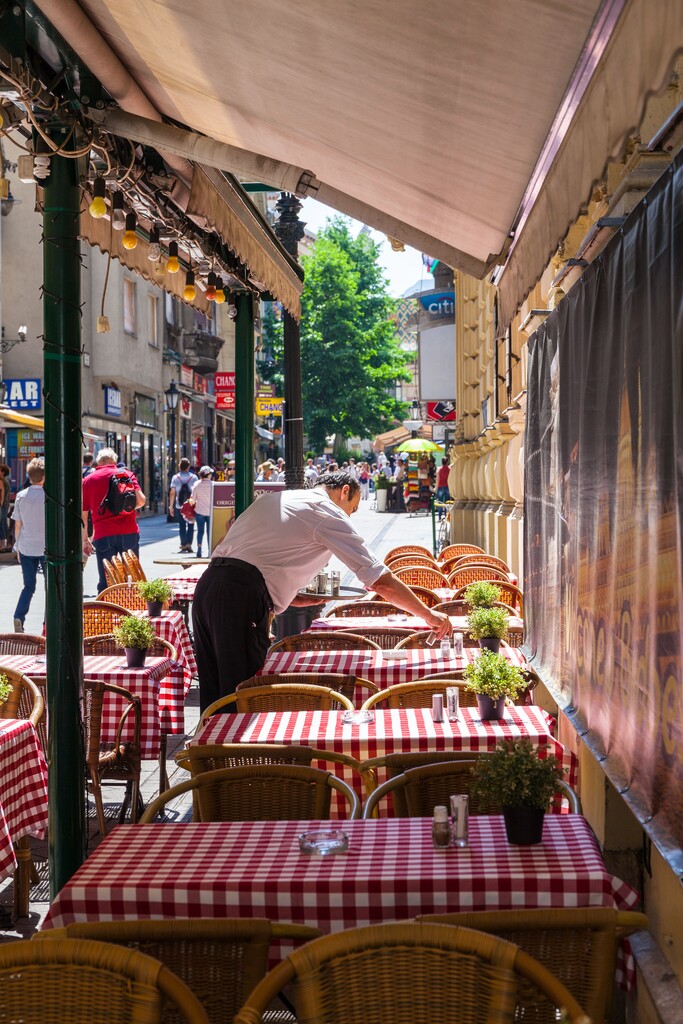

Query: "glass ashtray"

xmin=340 ymin=709 xmax=375 ymax=725
xmin=387 ymin=613 xmax=408 ymax=622
xmin=298 ymin=830 xmax=349 ymax=856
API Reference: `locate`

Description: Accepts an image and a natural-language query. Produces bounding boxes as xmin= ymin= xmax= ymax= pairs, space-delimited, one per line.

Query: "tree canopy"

xmin=260 ymin=217 xmax=411 ymax=454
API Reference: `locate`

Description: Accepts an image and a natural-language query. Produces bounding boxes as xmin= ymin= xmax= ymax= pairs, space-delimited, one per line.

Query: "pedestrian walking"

xmin=82 ymin=448 xmax=145 ymax=593
xmin=192 ymin=469 xmax=452 ymax=712
xmin=169 ymin=458 xmax=198 ymax=553
xmin=191 ymin=466 xmax=213 ymax=557
xmin=11 ymin=457 xmax=45 ymax=632
xmin=0 ymin=464 xmax=11 ymax=552
xmin=436 ymin=457 xmax=451 ymax=518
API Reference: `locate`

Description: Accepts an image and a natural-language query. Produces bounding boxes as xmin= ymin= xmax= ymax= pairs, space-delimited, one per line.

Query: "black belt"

xmin=209 ymin=557 xmax=273 ymax=610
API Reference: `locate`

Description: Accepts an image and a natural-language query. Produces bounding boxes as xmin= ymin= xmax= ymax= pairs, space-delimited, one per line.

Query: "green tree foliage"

xmin=260 ymin=218 xmax=411 ymax=454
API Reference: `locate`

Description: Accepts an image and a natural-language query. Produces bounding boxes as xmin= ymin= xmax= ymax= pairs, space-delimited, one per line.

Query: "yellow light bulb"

xmin=122 ymin=230 xmax=138 ymax=250
xmin=214 ymin=287 xmax=225 ymax=303
xmin=167 ymin=256 xmax=180 ymax=274
xmin=183 ymin=283 xmax=197 ymax=302
xmin=89 ymin=195 xmax=107 ymax=219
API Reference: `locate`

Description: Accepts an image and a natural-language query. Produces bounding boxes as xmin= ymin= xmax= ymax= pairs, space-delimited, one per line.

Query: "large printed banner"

xmin=525 ymin=150 xmax=683 ymax=872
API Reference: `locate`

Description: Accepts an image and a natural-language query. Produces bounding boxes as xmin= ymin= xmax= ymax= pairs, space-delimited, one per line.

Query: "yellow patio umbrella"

xmin=395 ymin=438 xmax=443 ymax=453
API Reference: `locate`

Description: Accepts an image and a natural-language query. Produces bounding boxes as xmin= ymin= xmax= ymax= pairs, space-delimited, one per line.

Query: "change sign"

xmin=255 ymin=397 xmax=283 ymax=417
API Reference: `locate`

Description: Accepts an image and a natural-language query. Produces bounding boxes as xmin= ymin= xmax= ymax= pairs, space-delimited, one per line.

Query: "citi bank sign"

xmin=418 ymin=291 xmax=455 ymax=321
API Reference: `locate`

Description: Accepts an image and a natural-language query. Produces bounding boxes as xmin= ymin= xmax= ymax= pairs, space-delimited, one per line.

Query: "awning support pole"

xmin=235 ymin=292 xmax=254 ymax=516
xmin=43 ymin=129 xmax=86 ymax=896
xmin=274 ymin=194 xmax=305 ymax=488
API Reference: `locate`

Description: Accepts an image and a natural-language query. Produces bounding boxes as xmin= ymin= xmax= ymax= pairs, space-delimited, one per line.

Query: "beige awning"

xmin=39 ymin=0 xmax=683 ymax=326
xmin=374 ymin=424 xmax=433 ymax=451
xmin=0 ymin=407 xmax=45 ymax=430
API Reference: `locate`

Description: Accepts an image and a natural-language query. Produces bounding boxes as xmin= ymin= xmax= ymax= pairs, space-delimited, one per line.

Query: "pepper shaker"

xmin=432 ymin=805 xmax=451 ymax=850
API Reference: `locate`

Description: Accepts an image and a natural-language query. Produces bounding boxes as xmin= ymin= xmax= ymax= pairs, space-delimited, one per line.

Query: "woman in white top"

xmin=190 ymin=466 xmax=213 ymax=557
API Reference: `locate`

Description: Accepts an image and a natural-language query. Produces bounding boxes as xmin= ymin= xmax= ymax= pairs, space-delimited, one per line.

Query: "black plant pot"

xmin=479 ymin=637 xmax=501 ymax=653
xmin=124 ymin=646 xmax=148 ymax=669
xmin=146 ymin=600 xmax=164 ymax=618
xmin=476 ymin=693 xmax=506 ymax=721
xmin=503 ymin=806 xmax=545 ymax=845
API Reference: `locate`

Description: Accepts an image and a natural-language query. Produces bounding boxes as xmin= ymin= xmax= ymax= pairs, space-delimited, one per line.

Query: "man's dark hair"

xmin=318 ymin=470 xmax=360 ymax=498
xmin=83 ymin=453 xmax=94 ymax=465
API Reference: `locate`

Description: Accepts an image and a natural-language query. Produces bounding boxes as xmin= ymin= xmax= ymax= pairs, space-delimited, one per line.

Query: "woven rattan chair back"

xmin=111 ymin=553 xmax=127 ymax=582
xmin=233 ymin=921 xmax=588 ymax=1024
xmin=268 ymin=631 xmax=380 ymax=652
xmin=139 ymin=763 xmax=361 ymax=823
xmin=448 ymin=565 xmax=510 ymax=589
xmin=83 ymin=678 xmax=143 ymax=837
xmin=438 ymin=543 xmax=485 ymax=562
xmin=394 ymin=565 xmax=450 ymax=589
xmin=83 ymin=601 xmax=130 ymax=638
xmin=385 ymin=544 xmax=433 ymax=562
xmin=416 ymin=908 xmax=648 ymax=1024
xmin=394 ymin=631 xmax=478 ymax=650
xmin=0 ymin=633 xmax=45 ymax=656
xmin=98 ymin=581 xmax=148 ymax=611
xmin=121 ymin=549 xmax=146 ymax=582
xmin=385 ymin=554 xmax=439 ymax=571
xmin=0 ymin=936 xmax=208 ymax=1023
xmin=454 ymin=581 xmax=524 ymax=616
xmin=0 ymin=664 xmax=45 ymax=742
xmin=362 ymin=760 xmax=501 ymax=818
xmin=405 ymin=585 xmax=441 ymax=608
xmin=103 ymin=558 xmax=120 ymax=587
xmin=451 ymin=553 xmax=512 ymax=574
xmin=432 ymin=600 xmax=470 ymax=616
xmin=360 ymin=679 xmax=476 ymax=711
xmin=200 ymin=684 xmax=354 ymax=724
xmin=321 ymin=600 xmax=400 ymax=618
xmin=236 ymin=672 xmax=379 ymax=705
xmin=83 ymin=633 xmax=177 ymax=663
xmin=337 ymin=625 xmax=416 ymax=649
xmin=39 ymin=919 xmax=322 ymax=1024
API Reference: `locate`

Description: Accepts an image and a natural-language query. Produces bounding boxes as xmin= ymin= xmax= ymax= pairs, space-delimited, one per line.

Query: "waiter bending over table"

xmin=192 ymin=470 xmax=452 ymax=711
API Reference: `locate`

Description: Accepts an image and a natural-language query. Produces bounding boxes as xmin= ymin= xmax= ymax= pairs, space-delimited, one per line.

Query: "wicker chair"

xmin=432 ymin=600 xmax=471 ymax=616
xmin=177 ymin=743 xmax=362 ymax=782
xmin=360 ymin=679 xmax=476 ymax=711
xmin=121 ymin=549 xmax=146 ymax=582
xmin=233 ymin=921 xmax=588 ymax=1024
xmin=337 ymin=625 xmax=416 ymax=649
xmin=0 ymin=634 xmax=45 ymax=660
xmin=393 ymin=565 xmax=450 ymax=589
xmin=235 ymin=672 xmax=379 ymax=706
xmin=417 ymin=908 xmax=649 ymax=1024
xmin=321 ymin=600 xmax=400 ymax=618
xmin=268 ymin=631 xmax=380 ymax=652
xmin=454 ymin=581 xmax=525 ymax=616
xmin=103 ymin=558 xmax=120 ymax=587
xmin=139 ymin=763 xmax=361 ymax=823
xmin=83 ymin=601 xmax=131 ymax=638
xmin=112 ymin=552 xmax=127 ymax=581
xmin=395 ymin=630 xmax=478 ymax=649
xmin=200 ymin=683 xmax=354 ymax=726
xmin=448 ymin=565 xmax=510 ymax=589
xmin=98 ymin=581 xmax=150 ymax=611
xmin=84 ymin=633 xmax=178 ymax=664
xmin=451 ymin=553 xmax=512 ymax=574
xmin=0 ymin=936 xmax=208 ymax=1023
xmin=38 ymin=919 xmax=322 ymax=1024
xmin=438 ymin=543 xmax=485 ymax=562
xmin=83 ymin=678 xmax=143 ymax=837
xmin=385 ymin=554 xmax=439 ymax=571
xmin=384 ymin=544 xmax=434 ymax=562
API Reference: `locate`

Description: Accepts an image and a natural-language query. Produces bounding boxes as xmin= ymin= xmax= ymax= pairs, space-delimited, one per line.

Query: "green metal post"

xmin=43 ymin=134 xmax=86 ymax=896
xmin=234 ymin=292 xmax=254 ymax=516
xmin=431 ymin=494 xmax=437 ymax=556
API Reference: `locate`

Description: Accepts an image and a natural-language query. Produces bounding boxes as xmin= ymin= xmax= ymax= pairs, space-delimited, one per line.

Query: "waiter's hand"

xmin=425 ymin=609 xmax=452 ymax=640
xmin=290 ymin=594 xmax=329 ymax=607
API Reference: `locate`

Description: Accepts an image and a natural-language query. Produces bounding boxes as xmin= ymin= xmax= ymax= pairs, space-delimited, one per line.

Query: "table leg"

xmin=13 ymin=836 xmax=32 ymax=919
xmin=159 ymin=732 xmax=169 ymax=793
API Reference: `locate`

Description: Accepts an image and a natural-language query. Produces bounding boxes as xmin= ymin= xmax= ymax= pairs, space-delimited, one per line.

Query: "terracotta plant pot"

xmin=124 ymin=646 xmax=148 ymax=669
xmin=146 ymin=600 xmax=164 ymax=618
xmin=503 ymin=806 xmax=545 ymax=845
xmin=476 ymin=693 xmax=506 ymax=721
xmin=478 ymin=637 xmax=501 ymax=653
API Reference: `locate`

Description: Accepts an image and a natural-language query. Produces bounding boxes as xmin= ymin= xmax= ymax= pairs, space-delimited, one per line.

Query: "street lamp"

xmin=403 ymin=399 xmax=423 ymax=437
xmin=164 ymin=380 xmax=179 ymax=487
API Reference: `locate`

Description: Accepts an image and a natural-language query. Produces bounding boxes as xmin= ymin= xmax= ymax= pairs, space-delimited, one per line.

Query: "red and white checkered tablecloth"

xmin=1 ymin=655 xmax=185 ymax=759
xmin=0 ymin=719 xmax=49 ymax=885
xmin=192 ymin=707 xmax=577 ymax=817
xmin=40 ymin=815 xmax=639 ymax=985
xmin=261 ymin=646 xmax=527 ymax=688
xmin=165 ymin=564 xmax=206 ymax=603
xmin=134 ymin=609 xmax=197 ymax=690
xmin=309 ymin=614 xmax=524 ymax=632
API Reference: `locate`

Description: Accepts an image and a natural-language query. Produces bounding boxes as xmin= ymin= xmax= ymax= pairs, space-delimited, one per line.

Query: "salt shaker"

xmin=453 ymin=632 xmax=464 ymax=656
xmin=431 ymin=693 xmax=444 ymax=722
xmin=317 ymin=570 xmax=329 ymax=595
xmin=440 ymin=637 xmax=452 ymax=659
xmin=432 ymin=805 xmax=451 ymax=850
xmin=449 ymin=794 xmax=469 ymax=847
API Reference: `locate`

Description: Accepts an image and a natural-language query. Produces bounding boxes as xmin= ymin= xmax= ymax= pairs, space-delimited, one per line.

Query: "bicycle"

xmin=434 ymin=500 xmax=455 ymax=555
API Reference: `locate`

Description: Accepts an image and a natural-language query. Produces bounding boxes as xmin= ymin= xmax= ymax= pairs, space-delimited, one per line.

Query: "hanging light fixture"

xmin=183 ymin=270 xmax=197 ymax=302
xmin=122 ymin=211 xmax=138 ymax=250
xmin=205 ymin=271 xmax=217 ymax=301
xmin=167 ymin=240 xmax=180 ymax=274
xmin=147 ymin=224 xmax=161 ymax=262
xmin=88 ymin=177 xmax=107 ymax=219
xmin=226 ymin=292 xmax=238 ymax=320
xmin=214 ymin=276 xmax=226 ymax=303
xmin=110 ymin=190 xmax=126 ymax=230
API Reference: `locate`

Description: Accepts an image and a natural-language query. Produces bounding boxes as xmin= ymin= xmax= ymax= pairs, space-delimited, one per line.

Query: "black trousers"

xmin=192 ymin=558 xmax=272 ymax=713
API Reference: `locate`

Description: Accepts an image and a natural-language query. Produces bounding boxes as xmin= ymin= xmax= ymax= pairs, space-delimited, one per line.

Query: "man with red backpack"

xmin=82 ymin=448 xmax=145 ymax=593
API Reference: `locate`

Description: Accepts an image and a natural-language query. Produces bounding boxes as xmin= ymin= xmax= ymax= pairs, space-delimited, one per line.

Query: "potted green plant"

xmin=374 ymin=472 xmax=390 ymax=512
xmin=136 ymin=578 xmax=173 ymax=617
xmin=113 ymin=615 xmax=156 ymax=668
xmin=0 ymin=673 xmax=12 ymax=706
xmin=472 ymin=737 xmax=565 ymax=844
xmin=464 ymin=649 xmax=526 ymax=720
xmin=467 ymin=605 xmax=509 ymax=653
xmin=463 ymin=580 xmax=502 ymax=608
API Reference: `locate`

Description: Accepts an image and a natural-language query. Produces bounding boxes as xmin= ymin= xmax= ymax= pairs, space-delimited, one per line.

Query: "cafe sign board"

xmin=214 ymin=372 xmax=235 ymax=390
xmin=255 ymin=397 xmax=283 ymax=417
xmin=216 ymin=391 xmax=236 ymax=410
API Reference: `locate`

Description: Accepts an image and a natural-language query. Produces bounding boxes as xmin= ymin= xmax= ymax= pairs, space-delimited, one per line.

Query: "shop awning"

xmin=0 ymin=407 xmax=45 ymax=430
xmin=255 ymin=425 xmax=274 ymax=440
xmin=374 ymin=424 xmax=433 ymax=452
